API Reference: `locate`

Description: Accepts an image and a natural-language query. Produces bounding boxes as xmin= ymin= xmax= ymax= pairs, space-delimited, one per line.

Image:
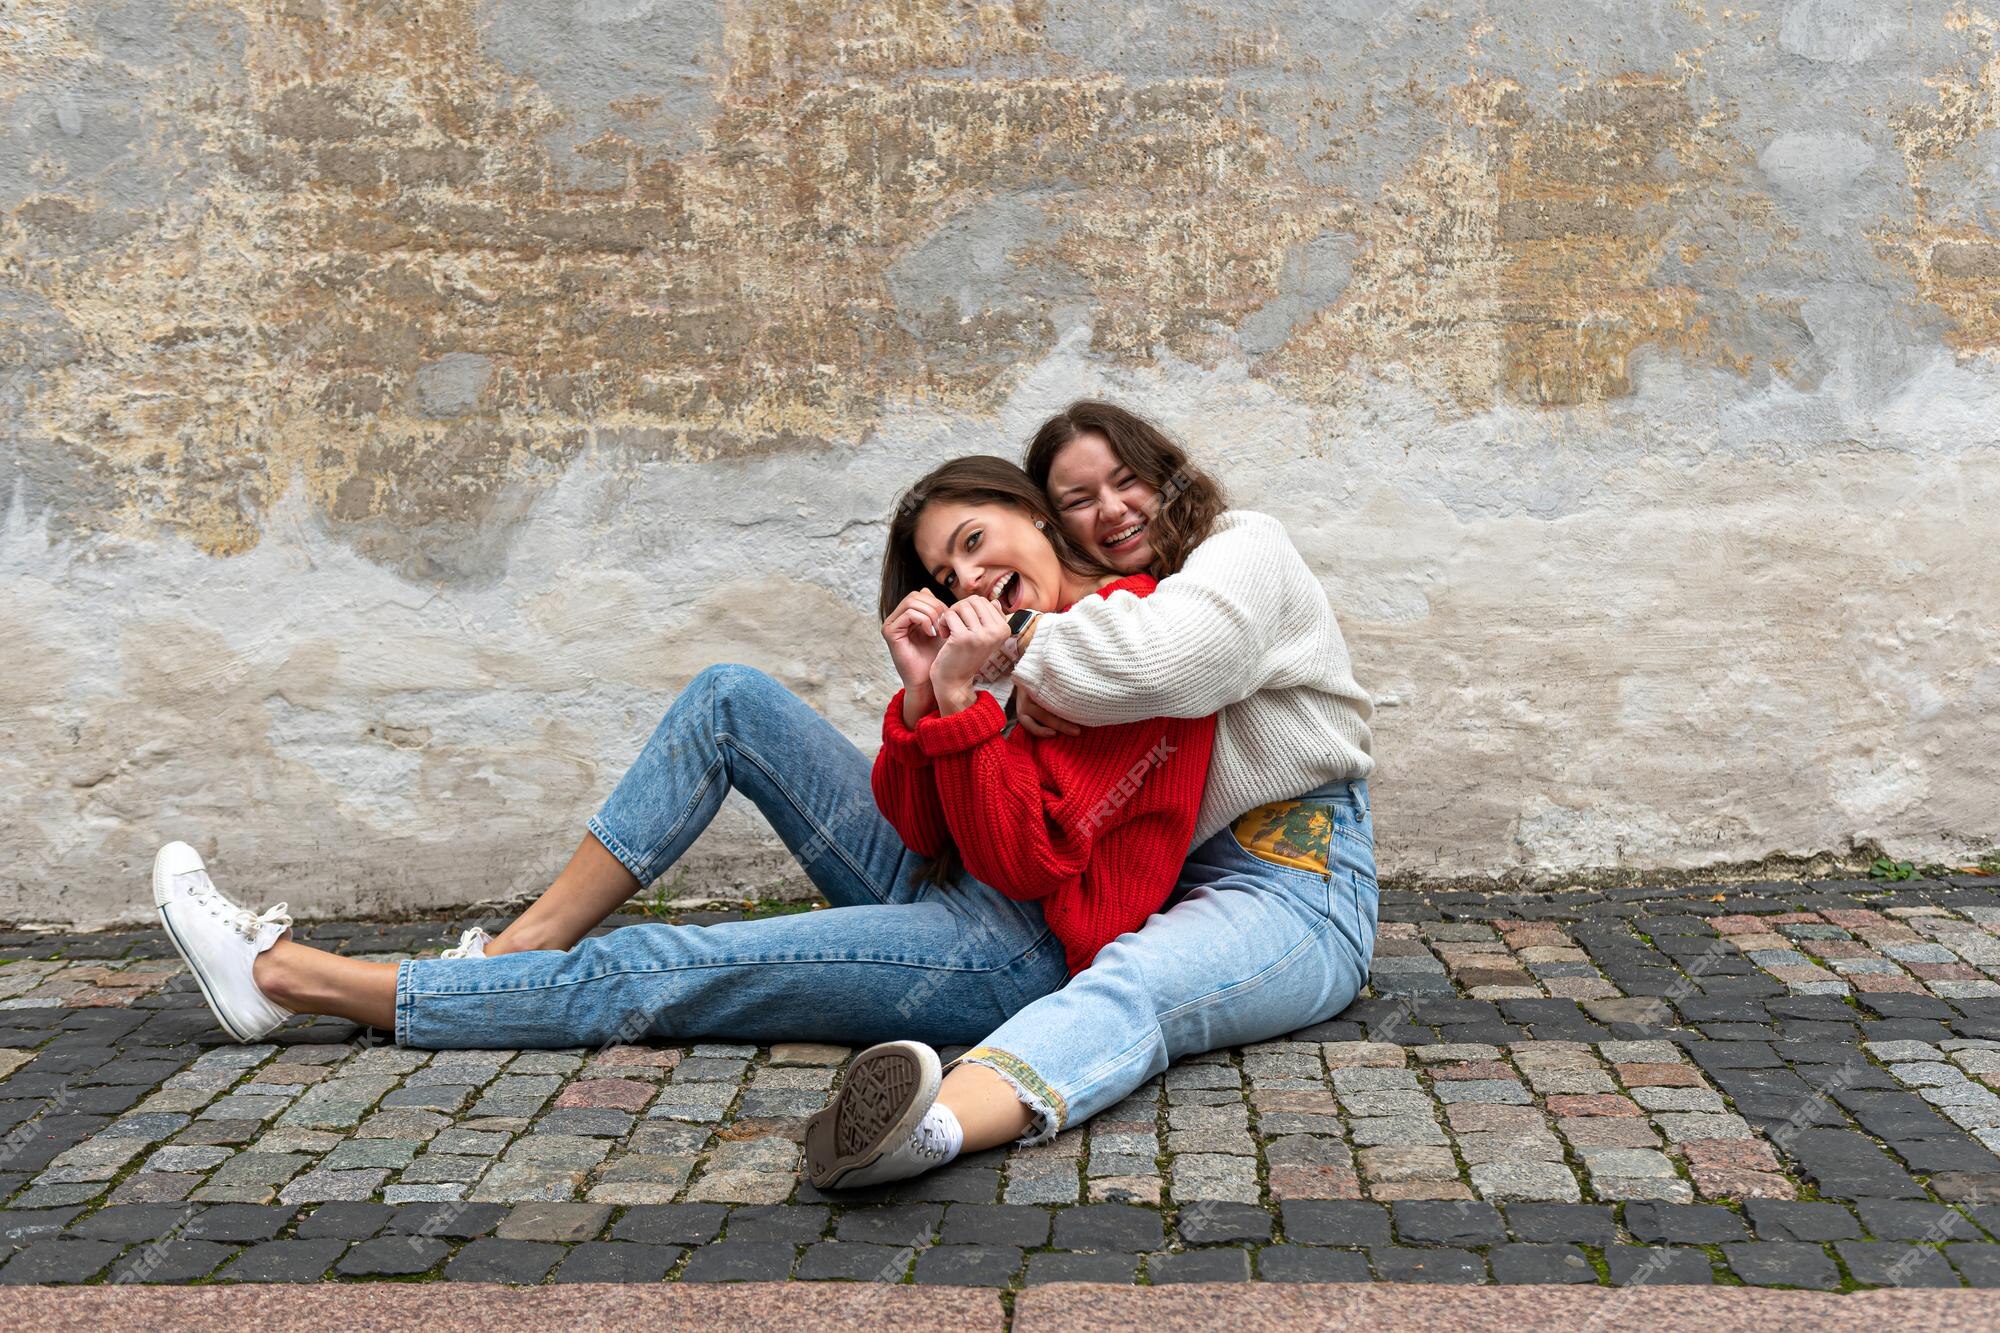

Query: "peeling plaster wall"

xmin=2 ymin=0 xmax=1997 ymax=929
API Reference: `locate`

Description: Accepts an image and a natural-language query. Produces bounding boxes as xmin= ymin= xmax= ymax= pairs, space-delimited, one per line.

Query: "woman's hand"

xmin=1012 ymin=683 xmax=1083 ymax=738
xmin=929 ymin=595 xmax=1012 ymax=711
xmin=882 ymin=589 xmax=952 ymax=689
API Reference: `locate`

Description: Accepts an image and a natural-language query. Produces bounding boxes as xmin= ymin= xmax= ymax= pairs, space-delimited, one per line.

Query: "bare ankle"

xmin=250 ymin=942 xmax=295 ymax=1007
xmin=491 ymin=924 xmax=566 ymax=955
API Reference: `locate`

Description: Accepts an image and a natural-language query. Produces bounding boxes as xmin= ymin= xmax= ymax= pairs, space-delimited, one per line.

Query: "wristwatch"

xmin=1005 ymin=608 xmax=1040 ymax=638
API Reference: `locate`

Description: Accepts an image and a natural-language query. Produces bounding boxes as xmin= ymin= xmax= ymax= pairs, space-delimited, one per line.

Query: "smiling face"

xmin=913 ymin=499 xmax=1065 ymax=614
xmin=1044 ymin=430 xmax=1161 ymax=573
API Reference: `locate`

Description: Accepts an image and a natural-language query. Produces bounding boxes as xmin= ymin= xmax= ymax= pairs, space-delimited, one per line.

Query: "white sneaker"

xmin=152 ymin=841 xmax=296 ymax=1043
xmin=804 ymin=1040 xmax=951 ymax=1189
xmin=441 ymin=926 xmax=492 ymax=959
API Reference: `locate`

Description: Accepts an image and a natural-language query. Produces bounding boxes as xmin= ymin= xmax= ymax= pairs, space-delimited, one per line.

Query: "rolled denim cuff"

xmin=949 ymin=1043 xmax=1068 ymax=1146
xmin=393 ymin=958 xmax=414 ymax=1047
xmin=586 ymin=812 xmax=654 ymax=887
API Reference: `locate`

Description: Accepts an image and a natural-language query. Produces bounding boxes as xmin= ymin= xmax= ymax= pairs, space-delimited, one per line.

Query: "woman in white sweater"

xmin=804 ymin=400 xmax=1377 ymax=1189
xmin=156 ymin=397 xmax=1377 ymax=1190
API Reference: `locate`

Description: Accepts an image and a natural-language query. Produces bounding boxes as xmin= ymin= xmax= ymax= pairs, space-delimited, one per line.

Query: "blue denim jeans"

xmin=953 ymin=774 xmax=1375 ymax=1142
xmin=396 ymin=664 xmax=1068 ymax=1049
xmin=394 ymin=664 xmax=1378 ymax=1144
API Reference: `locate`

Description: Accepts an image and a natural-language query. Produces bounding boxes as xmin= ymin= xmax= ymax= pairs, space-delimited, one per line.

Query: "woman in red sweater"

xmin=154 ymin=458 xmax=1217 ymax=1158
xmin=870 ymin=541 xmax=1213 ymax=979
xmin=799 ymin=457 xmax=1215 ymax=1187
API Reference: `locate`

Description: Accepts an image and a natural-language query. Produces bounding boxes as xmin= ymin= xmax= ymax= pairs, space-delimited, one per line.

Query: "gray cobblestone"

xmin=12 ymin=882 xmax=2000 ymax=1290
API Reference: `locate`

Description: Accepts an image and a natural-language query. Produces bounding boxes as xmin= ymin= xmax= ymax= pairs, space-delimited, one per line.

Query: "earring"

xmin=1035 ymin=520 xmax=1045 ymax=529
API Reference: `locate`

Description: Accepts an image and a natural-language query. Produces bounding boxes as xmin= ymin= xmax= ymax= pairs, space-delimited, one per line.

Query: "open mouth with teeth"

xmin=1101 ymin=519 xmax=1147 ymax=551
xmin=989 ymin=570 xmax=1023 ymax=611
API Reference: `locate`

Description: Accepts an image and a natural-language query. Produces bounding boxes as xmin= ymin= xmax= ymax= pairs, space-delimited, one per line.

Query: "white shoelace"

xmin=442 ymin=927 xmax=491 ymax=959
xmin=243 ymin=902 xmax=294 ymax=941
xmin=907 ymin=1119 xmax=956 ymax=1165
xmin=175 ymin=870 xmax=291 ymax=942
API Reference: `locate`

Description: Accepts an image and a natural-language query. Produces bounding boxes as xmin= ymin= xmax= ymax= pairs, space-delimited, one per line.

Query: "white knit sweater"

xmin=1008 ymin=508 xmax=1375 ymax=850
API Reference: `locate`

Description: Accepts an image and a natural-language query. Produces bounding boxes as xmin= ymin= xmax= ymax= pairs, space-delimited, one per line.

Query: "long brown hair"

xmin=879 ymin=455 xmax=1120 ymax=890
xmin=1022 ymin=399 xmax=1229 ymax=576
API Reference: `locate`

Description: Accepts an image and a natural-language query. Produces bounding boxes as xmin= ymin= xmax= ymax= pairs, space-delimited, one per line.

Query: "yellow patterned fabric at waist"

xmin=1229 ymin=797 xmax=1336 ymax=874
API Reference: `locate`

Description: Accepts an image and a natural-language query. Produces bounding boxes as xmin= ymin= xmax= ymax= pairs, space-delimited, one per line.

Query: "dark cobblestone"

xmin=722 ymin=1205 xmax=827 ymax=1243
xmin=1605 ymin=1246 xmax=1714 ymax=1285
xmin=1855 ymin=1200 xmax=1984 ymax=1241
xmin=679 ymin=1240 xmax=798 ymax=1282
xmin=11 ymin=884 xmax=2000 ymax=1290
xmin=1488 ymin=1243 xmax=1596 ymax=1284
xmin=182 ymin=1205 xmax=293 ymax=1243
xmin=105 ymin=1238 xmax=237 ymax=1283
xmin=553 ymin=1241 xmax=681 ymax=1283
xmin=442 ymin=1238 xmax=564 ymax=1284
xmin=940 ymin=1204 xmax=1050 ymax=1248
xmin=1176 ymin=1201 xmax=1273 ymax=1246
xmin=1052 ymin=1204 xmax=1165 ymax=1252
xmin=1503 ymin=1205 xmax=1617 ymax=1246
xmin=884 ymin=1163 xmax=1002 ymax=1204
xmin=336 ymin=1235 xmax=450 ymax=1277
xmin=0 ymin=1238 xmax=122 ymax=1283
xmin=296 ymin=1202 xmax=392 ymax=1240
xmin=1148 ymin=1247 xmax=1252 ymax=1283
xmin=912 ymin=1244 xmax=1024 ymax=1286
xmin=217 ymin=1239 xmax=348 ymax=1282
xmin=0 ymin=1208 xmax=85 ymax=1246
xmin=832 ymin=1203 xmax=942 ymax=1246
xmin=1255 ymin=1245 xmax=1373 ymax=1282
xmin=1024 ymin=1251 xmax=1137 ymax=1284
xmin=1722 ymin=1242 xmax=1842 ymax=1290
xmin=1745 ymin=1200 xmax=1863 ymax=1242
xmin=613 ymin=1204 xmax=728 ymax=1245
xmin=1393 ymin=1202 xmax=1506 ymax=1247
xmin=1834 ymin=1241 xmax=1963 ymax=1288
xmin=66 ymin=1203 xmax=201 ymax=1243
xmin=794 ymin=1240 xmax=907 ymax=1281
xmin=1370 ymin=1246 xmax=1486 ymax=1283
xmin=1947 ymin=1243 xmax=2000 ymax=1287
xmin=385 ymin=1203 xmax=507 ymax=1239
xmin=1623 ymin=1203 xmax=1750 ymax=1245
xmin=1282 ymin=1200 xmax=1390 ymax=1247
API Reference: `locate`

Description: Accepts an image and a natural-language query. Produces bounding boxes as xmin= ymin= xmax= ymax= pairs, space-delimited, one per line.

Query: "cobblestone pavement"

xmin=8 ymin=877 xmax=2000 ymax=1291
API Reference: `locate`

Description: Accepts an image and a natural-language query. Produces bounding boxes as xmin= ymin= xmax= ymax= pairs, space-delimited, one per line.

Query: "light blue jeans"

xmin=394 ymin=664 xmax=1377 ymax=1143
xmin=950 ymin=771 xmax=1375 ymax=1142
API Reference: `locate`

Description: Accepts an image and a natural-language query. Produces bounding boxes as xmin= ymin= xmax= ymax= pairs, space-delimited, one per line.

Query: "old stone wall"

xmin=3 ymin=1 xmax=1996 ymax=928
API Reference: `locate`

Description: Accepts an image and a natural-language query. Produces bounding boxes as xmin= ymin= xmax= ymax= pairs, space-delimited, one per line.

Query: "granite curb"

xmin=10 ymin=1280 xmax=2000 ymax=1331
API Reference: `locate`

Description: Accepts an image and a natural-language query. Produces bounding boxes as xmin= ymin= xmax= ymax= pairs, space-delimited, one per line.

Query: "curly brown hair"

xmin=1022 ymin=399 xmax=1229 ymax=576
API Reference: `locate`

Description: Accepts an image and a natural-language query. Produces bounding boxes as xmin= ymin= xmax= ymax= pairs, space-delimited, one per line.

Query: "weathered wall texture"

xmin=3 ymin=0 xmax=1997 ymax=928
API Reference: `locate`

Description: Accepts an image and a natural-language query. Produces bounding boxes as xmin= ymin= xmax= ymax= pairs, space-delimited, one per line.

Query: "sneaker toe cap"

xmin=152 ymin=841 xmax=206 ymax=904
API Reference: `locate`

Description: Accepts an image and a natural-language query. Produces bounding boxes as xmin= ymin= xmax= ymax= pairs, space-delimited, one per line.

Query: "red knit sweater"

xmin=871 ymin=573 xmax=1218 ymax=975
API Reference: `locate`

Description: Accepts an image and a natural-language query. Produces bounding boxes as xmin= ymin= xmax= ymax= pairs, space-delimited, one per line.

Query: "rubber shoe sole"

xmin=804 ymin=1041 xmax=940 ymax=1190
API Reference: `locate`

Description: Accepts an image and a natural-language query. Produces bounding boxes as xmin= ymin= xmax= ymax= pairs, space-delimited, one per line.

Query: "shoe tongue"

xmin=247 ymin=905 xmax=292 ymax=950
